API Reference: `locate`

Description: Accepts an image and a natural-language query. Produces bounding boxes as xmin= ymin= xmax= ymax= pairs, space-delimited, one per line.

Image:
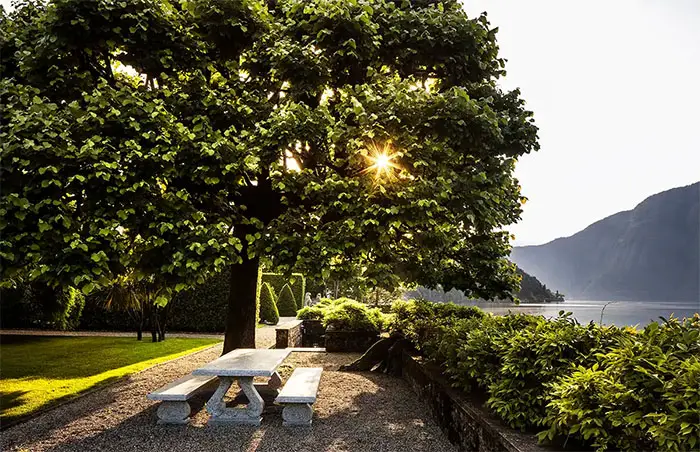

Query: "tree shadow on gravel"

xmin=38 ymin=371 xmax=452 ymax=452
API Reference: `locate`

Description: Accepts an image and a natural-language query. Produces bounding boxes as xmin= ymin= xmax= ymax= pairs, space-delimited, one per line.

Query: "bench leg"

xmin=205 ymin=377 xmax=263 ymax=425
xmin=156 ymin=401 xmax=191 ymax=425
xmin=282 ymin=403 xmax=314 ymax=426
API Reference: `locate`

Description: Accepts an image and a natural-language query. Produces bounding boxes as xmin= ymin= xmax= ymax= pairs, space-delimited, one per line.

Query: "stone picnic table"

xmin=192 ymin=348 xmax=291 ymax=425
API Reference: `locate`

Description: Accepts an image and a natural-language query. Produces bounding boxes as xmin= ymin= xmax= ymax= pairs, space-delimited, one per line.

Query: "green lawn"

xmin=0 ymin=335 xmax=220 ymax=424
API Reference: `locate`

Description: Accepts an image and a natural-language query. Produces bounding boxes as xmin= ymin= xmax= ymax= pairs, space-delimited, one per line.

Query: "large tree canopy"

xmin=1 ymin=0 xmax=539 ymax=352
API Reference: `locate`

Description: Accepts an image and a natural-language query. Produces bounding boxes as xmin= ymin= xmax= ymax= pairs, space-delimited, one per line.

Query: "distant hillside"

xmin=511 ymin=182 xmax=700 ymax=302
xmin=516 ymin=267 xmax=564 ymax=302
xmin=405 ymin=266 xmax=564 ymax=303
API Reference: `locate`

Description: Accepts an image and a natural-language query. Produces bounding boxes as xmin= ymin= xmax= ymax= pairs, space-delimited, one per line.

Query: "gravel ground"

xmin=1 ymin=346 xmax=455 ymax=452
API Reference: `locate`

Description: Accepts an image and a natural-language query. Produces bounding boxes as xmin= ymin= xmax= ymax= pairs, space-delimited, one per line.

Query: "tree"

xmin=277 ymin=284 xmax=297 ymax=317
xmin=259 ymin=282 xmax=279 ymax=325
xmin=1 ymin=0 xmax=539 ymax=353
xmin=104 ymin=274 xmax=173 ymax=341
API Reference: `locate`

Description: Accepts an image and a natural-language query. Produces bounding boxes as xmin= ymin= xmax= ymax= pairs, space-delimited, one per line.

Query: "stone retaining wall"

xmin=400 ymin=352 xmax=548 ymax=452
xmin=275 ymin=320 xmax=303 ymax=348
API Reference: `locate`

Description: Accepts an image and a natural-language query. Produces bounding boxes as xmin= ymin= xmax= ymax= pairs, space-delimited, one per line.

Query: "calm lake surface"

xmin=464 ymin=300 xmax=700 ymax=327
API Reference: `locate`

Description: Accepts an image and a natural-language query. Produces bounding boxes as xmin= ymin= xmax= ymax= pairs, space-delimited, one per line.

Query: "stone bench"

xmin=275 ymin=367 xmax=323 ymax=426
xmin=147 ymin=374 xmax=218 ymax=424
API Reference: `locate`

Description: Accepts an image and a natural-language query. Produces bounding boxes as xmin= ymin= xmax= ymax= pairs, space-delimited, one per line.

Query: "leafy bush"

xmin=323 ymin=300 xmax=384 ymax=333
xmin=277 ymin=284 xmax=298 ymax=317
xmin=391 ymin=300 xmax=700 ymax=452
xmin=297 ymin=298 xmax=388 ymax=333
xmin=259 ymin=282 xmax=279 ymax=325
xmin=486 ymin=315 xmax=623 ymax=430
xmin=541 ymin=315 xmax=700 ymax=451
xmin=0 ymin=282 xmax=85 ymax=330
xmin=296 ymin=305 xmax=325 ymax=321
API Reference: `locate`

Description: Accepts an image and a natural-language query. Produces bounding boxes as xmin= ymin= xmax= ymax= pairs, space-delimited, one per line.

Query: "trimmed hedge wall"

xmin=262 ymin=273 xmax=305 ymax=310
xmin=4 ymin=269 xmax=305 ymax=333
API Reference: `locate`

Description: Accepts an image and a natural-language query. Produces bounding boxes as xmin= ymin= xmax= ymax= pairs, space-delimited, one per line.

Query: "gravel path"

xmin=1 ymin=346 xmax=455 ymax=452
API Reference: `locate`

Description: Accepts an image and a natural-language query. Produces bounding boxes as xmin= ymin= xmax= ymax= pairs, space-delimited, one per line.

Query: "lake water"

xmin=463 ymin=300 xmax=700 ymax=327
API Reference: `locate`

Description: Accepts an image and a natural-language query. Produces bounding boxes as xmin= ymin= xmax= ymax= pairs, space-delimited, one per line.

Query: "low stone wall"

xmin=301 ymin=320 xmax=325 ymax=347
xmin=325 ymin=331 xmax=379 ymax=352
xmin=401 ymin=352 xmax=548 ymax=452
xmin=275 ymin=320 xmax=303 ymax=349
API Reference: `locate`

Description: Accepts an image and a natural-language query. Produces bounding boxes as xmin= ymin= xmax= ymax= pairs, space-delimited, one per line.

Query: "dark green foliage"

xmin=392 ymin=300 xmax=700 ymax=451
xmin=296 ymin=305 xmax=325 ymax=321
xmin=541 ymin=315 xmax=700 ymax=452
xmin=0 ymin=281 xmax=84 ymax=330
xmin=515 ymin=267 xmax=564 ymax=302
xmin=262 ymin=273 xmax=305 ymax=311
xmin=323 ymin=300 xmax=385 ymax=333
xmin=259 ymin=282 xmax=279 ymax=325
xmin=2 ymin=0 xmax=540 ymax=333
xmin=276 ymin=284 xmax=298 ymax=317
xmin=404 ymin=266 xmax=564 ymax=303
xmin=25 ymin=268 xmax=304 ymax=333
xmin=512 ymin=182 xmax=700 ymax=302
xmin=297 ymin=297 xmax=386 ymax=333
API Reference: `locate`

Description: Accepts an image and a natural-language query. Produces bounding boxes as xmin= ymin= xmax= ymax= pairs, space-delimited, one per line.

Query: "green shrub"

xmin=391 ymin=300 xmax=700 ymax=452
xmin=323 ymin=299 xmax=384 ymax=333
xmin=297 ymin=298 xmax=388 ymax=333
xmin=541 ymin=315 xmax=700 ymax=451
xmin=486 ymin=315 xmax=622 ymax=430
xmin=277 ymin=284 xmax=298 ymax=317
xmin=259 ymin=283 xmax=279 ymax=325
xmin=296 ymin=305 xmax=325 ymax=321
xmin=262 ymin=273 xmax=305 ymax=310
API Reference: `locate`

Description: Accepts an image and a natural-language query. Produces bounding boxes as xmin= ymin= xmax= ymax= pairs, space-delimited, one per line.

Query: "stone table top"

xmin=193 ymin=348 xmax=291 ymax=377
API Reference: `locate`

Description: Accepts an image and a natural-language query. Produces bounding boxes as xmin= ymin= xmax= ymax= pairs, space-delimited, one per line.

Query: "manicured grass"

xmin=0 ymin=335 xmax=220 ymax=424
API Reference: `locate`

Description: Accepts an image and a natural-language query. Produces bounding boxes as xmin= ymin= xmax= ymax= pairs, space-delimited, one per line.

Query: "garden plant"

xmin=391 ymin=300 xmax=700 ymax=452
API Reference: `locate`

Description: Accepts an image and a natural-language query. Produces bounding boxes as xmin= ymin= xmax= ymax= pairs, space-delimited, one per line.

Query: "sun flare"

xmin=363 ymin=142 xmax=400 ymax=180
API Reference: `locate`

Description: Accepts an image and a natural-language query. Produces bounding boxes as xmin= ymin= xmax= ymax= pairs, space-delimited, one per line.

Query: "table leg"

xmin=268 ymin=371 xmax=282 ymax=390
xmin=205 ymin=377 xmax=264 ymax=425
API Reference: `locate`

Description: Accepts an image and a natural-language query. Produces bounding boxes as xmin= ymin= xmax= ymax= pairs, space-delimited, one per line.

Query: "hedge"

xmin=259 ymin=282 xmax=279 ymax=325
xmin=276 ymin=284 xmax=298 ymax=317
xmin=2 ymin=269 xmax=305 ymax=333
xmin=392 ymin=300 xmax=700 ymax=452
xmin=262 ymin=273 xmax=305 ymax=310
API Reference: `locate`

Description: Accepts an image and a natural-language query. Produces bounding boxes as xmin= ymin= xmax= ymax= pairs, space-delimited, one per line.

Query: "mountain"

xmin=404 ymin=266 xmax=564 ymax=303
xmin=511 ymin=182 xmax=700 ymax=302
xmin=516 ymin=267 xmax=564 ymax=302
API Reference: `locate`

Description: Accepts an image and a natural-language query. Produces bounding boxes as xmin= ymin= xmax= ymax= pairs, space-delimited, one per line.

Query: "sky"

xmin=460 ymin=0 xmax=700 ymax=245
xmin=3 ymin=0 xmax=699 ymax=246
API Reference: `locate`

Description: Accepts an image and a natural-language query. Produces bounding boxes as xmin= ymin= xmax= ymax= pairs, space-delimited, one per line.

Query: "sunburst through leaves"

xmin=362 ymin=142 xmax=400 ymax=181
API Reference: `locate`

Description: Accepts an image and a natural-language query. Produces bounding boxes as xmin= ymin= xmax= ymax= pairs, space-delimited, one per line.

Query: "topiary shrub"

xmin=277 ymin=284 xmax=298 ymax=317
xmin=259 ymin=282 xmax=279 ymax=325
xmin=262 ymin=273 xmax=305 ymax=310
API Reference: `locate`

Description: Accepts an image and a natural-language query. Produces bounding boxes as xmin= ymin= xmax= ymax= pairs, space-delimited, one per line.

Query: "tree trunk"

xmin=136 ymin=327 xmax=142 ymax=341
xmin=223 ymin=257 xmax=259 ymax=354
xmin=157 ymin=302 xmax=169 ymax=342
xmin=149 ymin=305 xmax=158 ymax=342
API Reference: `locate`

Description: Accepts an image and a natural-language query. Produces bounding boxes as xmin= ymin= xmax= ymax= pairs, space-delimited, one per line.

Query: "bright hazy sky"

xmin=3 ymin=0 xmax=698 ymax=246
xmin=461 ymin=0 xmax=700 ymax=245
